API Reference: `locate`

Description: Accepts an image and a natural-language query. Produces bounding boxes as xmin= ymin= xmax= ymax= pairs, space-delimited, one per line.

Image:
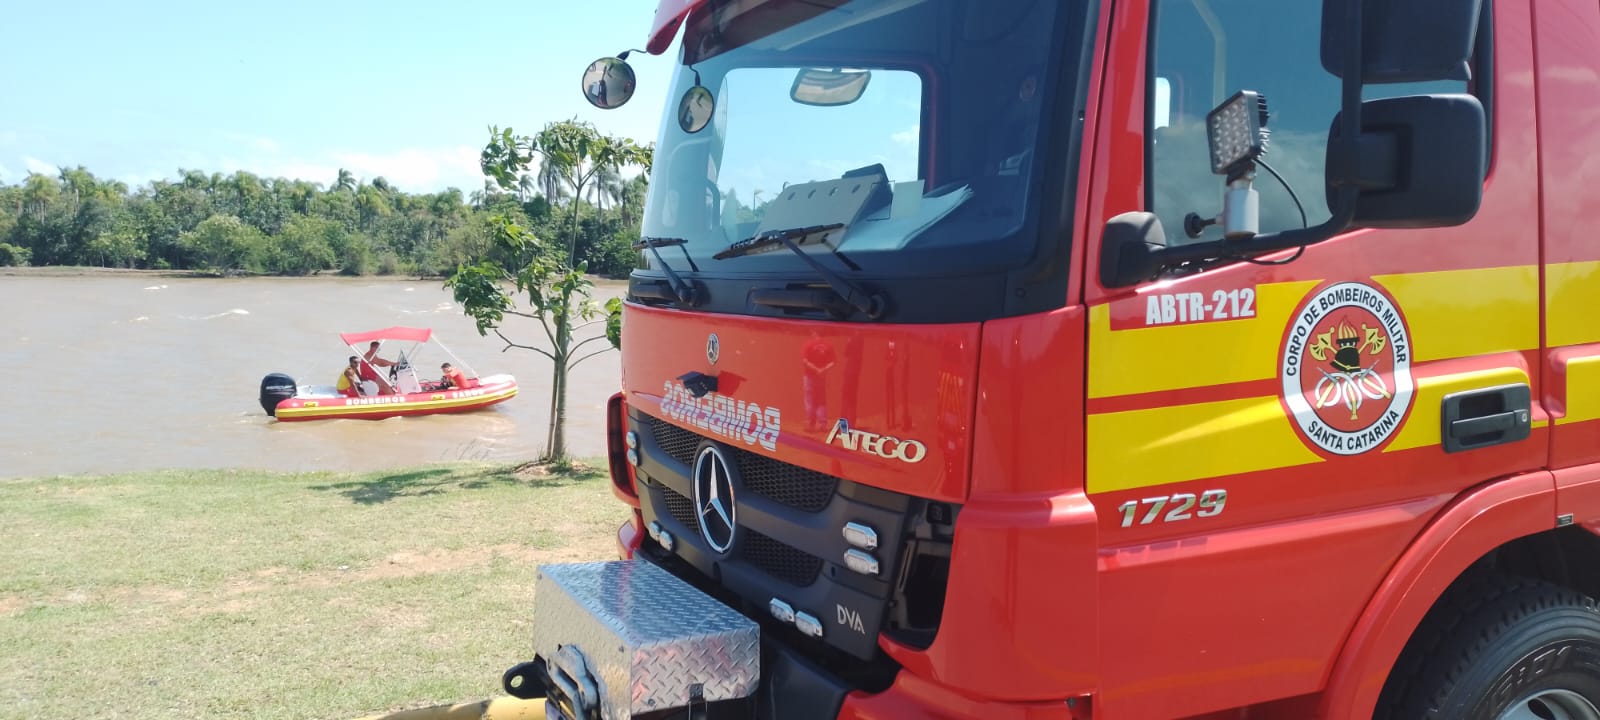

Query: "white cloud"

xmin=331 ymin=145 xmax=484 ymax=192
xmin=23 ymin=156 xmax=55 ymax=176
xmin=198 ymin=136 xmax=485 ymax=193
xmin=891 ymin=125 xmax=919 ymax=147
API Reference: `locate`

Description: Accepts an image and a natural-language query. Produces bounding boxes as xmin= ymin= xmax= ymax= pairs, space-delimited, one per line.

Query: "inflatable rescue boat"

xmin=258 ymin=326 xmax=517 ymax=421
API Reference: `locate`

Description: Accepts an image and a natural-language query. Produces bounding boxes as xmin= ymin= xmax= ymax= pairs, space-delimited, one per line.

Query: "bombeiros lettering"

xmin=825 ymin=419 xmax=927 ymax=464
xmin=660 ymin=380 xmax=781 ymax=451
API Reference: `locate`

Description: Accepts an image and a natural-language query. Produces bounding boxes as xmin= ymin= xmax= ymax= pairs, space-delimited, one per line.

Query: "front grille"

xmin=731 ymin=448 xmax=838 ymax=513
xmin=648 ymin=418 xmax=839 ymax=513
xmin=650 ymin=421 xmax=702 ymax=466
xmin=741 ymin=529 xmax=823 ymax=587
xmin=661 ymin=486 xmax=696 ymax=528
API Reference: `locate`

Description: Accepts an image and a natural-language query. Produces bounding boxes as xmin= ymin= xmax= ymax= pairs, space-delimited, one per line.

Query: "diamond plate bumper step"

xmin=510 ymin=560 xmax=761 ymax=720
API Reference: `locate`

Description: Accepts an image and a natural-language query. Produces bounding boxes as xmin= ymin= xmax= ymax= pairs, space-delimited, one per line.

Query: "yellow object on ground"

xmin=354 ymin=697 xmax=544 ymax=720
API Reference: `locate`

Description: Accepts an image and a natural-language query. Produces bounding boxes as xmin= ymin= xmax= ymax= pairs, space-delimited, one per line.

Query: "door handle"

xmin=1441 ymin=383 xmax=1532 ymax=453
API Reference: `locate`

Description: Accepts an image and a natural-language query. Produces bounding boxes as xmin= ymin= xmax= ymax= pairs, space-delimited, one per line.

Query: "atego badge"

xmin=1282 ymin=281 xmax=1414 ymax=456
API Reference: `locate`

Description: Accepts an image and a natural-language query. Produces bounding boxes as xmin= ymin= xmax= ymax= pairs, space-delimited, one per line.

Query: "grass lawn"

xmin=0 ymin=462 xmax=627 ymax=720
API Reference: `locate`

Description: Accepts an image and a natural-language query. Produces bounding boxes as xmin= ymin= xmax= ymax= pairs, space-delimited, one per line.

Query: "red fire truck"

xmin=503 ymin=0 xmax=1600 ymax=717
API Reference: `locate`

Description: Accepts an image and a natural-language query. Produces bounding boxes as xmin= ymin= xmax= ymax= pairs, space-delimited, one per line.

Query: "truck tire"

xmin=1378 ymin=574 xmax=1600 ymax=720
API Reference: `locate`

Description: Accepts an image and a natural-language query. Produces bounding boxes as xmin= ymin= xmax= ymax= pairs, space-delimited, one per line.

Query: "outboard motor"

xmin=259 ymin=373 xmax=298 ymax=416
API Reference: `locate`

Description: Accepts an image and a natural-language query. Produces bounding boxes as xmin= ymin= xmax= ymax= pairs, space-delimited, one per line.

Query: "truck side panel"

xmin=1081 ymin=1 xmax=1548 ymax=716
xmin=1535 ymin=0 xmax=1600 ymax=527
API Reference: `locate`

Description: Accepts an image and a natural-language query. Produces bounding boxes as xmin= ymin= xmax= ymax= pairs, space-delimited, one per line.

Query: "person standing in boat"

xmin=360 ymin=341 xmax=397 ymax=395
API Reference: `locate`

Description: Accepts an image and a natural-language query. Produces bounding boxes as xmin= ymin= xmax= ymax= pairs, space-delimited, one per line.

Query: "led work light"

xmin=1206 ymin=90 xmax=1270 ymax=177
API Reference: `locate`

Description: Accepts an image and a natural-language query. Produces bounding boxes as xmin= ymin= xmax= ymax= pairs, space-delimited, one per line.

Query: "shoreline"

xmin=0 ymin=265 xmax=630 ymax=287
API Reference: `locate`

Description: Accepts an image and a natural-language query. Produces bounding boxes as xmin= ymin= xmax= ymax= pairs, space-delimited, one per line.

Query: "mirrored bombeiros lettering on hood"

xmin=660 ymin=379 xmax=782 ymax=451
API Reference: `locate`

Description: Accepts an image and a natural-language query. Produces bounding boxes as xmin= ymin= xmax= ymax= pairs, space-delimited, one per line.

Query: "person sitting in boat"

xmin=439 ymin=362 xmax=469 ymax=390
xmin=337 ymin=356 xmax=364 ymax=397
xmin=359 ymin=341 xmax=397 ymax=395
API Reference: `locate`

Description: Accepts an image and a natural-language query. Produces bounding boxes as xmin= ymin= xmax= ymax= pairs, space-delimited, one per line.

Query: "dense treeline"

xmin=0 ymin=164 xmax=650 ymax=278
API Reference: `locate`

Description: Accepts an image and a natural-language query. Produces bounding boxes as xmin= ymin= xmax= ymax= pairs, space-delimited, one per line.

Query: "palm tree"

xmin=333 ymin=168 xmax=356 ymax=194
xmin=21 ymin=173 xmax=59 ymax=221
xmin=591 ymin=165 xmax=622 ymax=215
xmin=618 ymin=175 xmax=648 ymax=227
xmin=180 ymin=168 xmax=208 ymax=191
xmin=536 ymin=159 xmax=567 ymax=205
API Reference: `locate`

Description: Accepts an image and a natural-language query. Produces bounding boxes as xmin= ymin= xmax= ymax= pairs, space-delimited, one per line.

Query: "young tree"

xmin=448 ymin=120 xmax=650 ymax=463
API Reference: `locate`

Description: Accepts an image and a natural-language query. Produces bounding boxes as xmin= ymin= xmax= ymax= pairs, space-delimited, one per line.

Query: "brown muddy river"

xmin=0 ymin=274 xmax=625 ymax=478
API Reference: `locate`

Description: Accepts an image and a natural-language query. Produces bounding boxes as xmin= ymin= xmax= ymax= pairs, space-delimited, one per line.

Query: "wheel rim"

xmin=1498 ymin=689 xmax=1600 ymax=720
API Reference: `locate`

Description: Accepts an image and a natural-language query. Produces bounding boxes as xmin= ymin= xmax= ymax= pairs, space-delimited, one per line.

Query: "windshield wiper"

xmin=632 ymin=236 xmax=700 ymax=305
xmin=713 ymin=224 xmax=887 ymax=319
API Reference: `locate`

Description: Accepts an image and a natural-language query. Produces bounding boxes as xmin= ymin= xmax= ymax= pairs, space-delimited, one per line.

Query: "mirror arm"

xmin=1329 ymin=0 xmax=1365 ymax=215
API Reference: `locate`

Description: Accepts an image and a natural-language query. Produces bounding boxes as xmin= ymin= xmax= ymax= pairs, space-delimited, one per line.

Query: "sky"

xmin=0 ymin=0 xmax=676 ymax=194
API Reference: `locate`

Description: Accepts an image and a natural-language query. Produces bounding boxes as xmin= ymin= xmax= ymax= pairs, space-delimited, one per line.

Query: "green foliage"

xmin=338 ymin=232 xmax=375 ymax=276
xmin=589 ymin=227 xmax=645 ymax=278
xmin=179 ymin=214 xmax=267 ymax=273
xmin=264 ymin=215 xmax=339 ymax=275
xmin=449 ymin=120 xmax=652 ymax=461
xmin=0 ymin=157 xmax=651 ymax=279
xmin=0 ymin=242 xmax=31 ymax=266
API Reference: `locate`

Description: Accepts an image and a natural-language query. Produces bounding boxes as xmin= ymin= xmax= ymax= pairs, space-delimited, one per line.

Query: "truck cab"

xmin=510 ymin=1 xmax=1600 ymax=717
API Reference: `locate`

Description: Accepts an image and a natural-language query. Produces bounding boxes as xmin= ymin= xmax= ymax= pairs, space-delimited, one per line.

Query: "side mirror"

xmin=1321 ymin=0 xmax=1485 ymax=83
xmin=582 ymin=57 xmax=637 ymax=109
xmin=677 ymin=85 xmax=715 ymax=134
xmin=790 ymin=68 xmax=871 ymax=107
xmin=1099 ymin=212 xmax=1167 ymax=289
xmin=1329 ymin=94 xmax=1486 ymax=229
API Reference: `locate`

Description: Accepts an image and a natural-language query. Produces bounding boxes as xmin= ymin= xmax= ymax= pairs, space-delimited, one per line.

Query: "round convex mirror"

xmin=677 ymin=85 xmax=715 ymax=133
xmin=581 ymin=57 xmax=636 ymax=109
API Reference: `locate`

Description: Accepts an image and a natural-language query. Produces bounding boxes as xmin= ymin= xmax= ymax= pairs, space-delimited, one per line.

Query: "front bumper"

xmin=507 ymin=559 xmax=853 ymax=720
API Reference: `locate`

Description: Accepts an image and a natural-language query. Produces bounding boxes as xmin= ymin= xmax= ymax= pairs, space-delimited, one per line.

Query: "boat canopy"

xmin=339 ymin=326 xmax=433 ymax=346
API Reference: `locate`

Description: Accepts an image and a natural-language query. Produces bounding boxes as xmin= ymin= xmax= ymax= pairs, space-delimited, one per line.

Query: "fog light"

xmin=658 ymin=529 xmax=675 ymax=552
xmin=769 ymin=598 xmax=796 ymax=624
xmin=842 ymin=522 xmax=878 ymax=550
xmin=844 ymin=549 xmax=880 ymax=576
xmin=625 ymin=430 xmax=639 ymax=449
xmin=626 ymin=448 xmax=640 ymax=467
xmin=646 ymin=521 xmax=663 ymax=541
xmin=1207 ymin=90 xmax=1269 ymax=177
xmin=794 ymin=611 xmax=823 ymax=638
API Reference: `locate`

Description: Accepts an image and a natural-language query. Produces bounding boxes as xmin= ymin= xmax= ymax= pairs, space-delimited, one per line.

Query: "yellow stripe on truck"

xmin=1087 ymin=281 xmax=1320 ymax=399
xmin=1084 ymin=267 xmax=1543 ymax=493
xmin=1372 ymin=266 xmax=1540 ymax=362
xmin=1558 ymin=356 xmax=1600 ymax=426
xmin=1547 ymin=261 xmax=1600 ymax=348
xmin=1086 ymin=396 xmax=1323 ymax=493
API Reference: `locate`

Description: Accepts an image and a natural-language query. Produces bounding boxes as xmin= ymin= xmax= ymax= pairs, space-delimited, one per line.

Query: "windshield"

xmin=640 ymin=0 xmax=1075 ymax=278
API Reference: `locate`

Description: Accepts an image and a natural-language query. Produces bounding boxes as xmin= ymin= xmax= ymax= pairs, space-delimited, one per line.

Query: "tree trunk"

xmin=544 ymin=303 xmax=574 ymax=462
xmin=544 ymin=361 xmax=561 ymax=459
xmin=567 ymin=179 xmax=585 ymax=265
xmin=551 ymin=363 xmax=568 ymax=462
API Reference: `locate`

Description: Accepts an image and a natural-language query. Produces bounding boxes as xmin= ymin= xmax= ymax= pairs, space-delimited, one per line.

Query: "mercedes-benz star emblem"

xmin=692 ymin=445 xmax=737 ymax=554
xmin=706 ymin=333 xmax=720 ymax=365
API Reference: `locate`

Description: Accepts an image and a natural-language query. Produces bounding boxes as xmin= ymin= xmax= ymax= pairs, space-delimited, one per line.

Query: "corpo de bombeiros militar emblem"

xmin=1282 ymin=281 xmax=1414 ymax=456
